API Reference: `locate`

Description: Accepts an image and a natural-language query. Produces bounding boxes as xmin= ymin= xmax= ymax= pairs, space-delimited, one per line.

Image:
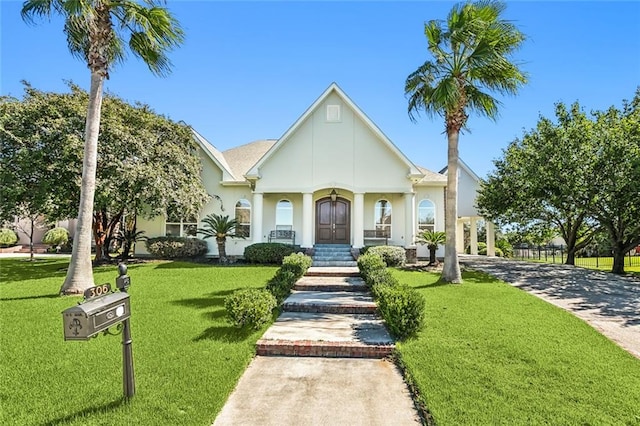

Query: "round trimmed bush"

xmin=145 ymin=236 xmax=208 ymax=259
xmin=377 ymin=285 xmax=425 ymax=340
xmin=281 ymin=253 xmax=312 ymax=279
xmin=42 ymin=227 xmax=70 ymax=247
xmin=357 ymin=252 xmax=386 ymax=282
xmin=266 ymin=269 xmax=297 ymax=304
xmin=367 ymin=245 xmax=406 ymax=267
xmin=0 ymin=228 xmax=18 ymax=247
xmin=244 ymin=243 xmax=296 ymax=264
xmin=224 ymin=289 xmax=276 ymax=330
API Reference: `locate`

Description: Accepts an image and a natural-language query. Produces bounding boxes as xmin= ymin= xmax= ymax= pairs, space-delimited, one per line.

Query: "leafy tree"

xmin=415 ymin=230 xmax=446 ymax=266
xmin=590 ymin=91 xmax=640 ymax=273
xmin=478 ymin=91 xmax=640 ymax=273
xmin=1 ymin=84 xmax=208 ymax=265
xmin=22 ymin=0 xmax=184 ymax=294
xmin=198 ymin=214 xmax=244 ymax=264
xmin=1 ymin=87 xmax=84 ymax=260
xmin=405 ymin=1 xmax=527 ymax=283
xmin=477 ymin=102 xmax=599 ymax=265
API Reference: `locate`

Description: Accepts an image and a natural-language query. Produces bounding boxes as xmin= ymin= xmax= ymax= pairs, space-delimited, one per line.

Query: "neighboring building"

xmin=136 ymin=82 xmax=489 ymax=259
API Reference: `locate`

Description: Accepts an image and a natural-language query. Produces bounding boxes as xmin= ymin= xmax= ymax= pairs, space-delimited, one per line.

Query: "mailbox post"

xmin=116 ymin=263 xmax=135 ymax=399
xmin=61 ymin=263 xmax=135 ymax=400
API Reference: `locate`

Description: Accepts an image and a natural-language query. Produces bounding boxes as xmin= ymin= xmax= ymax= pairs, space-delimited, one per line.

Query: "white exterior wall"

xmin=457 ymin=168 xmax=481 ymax=217
xmin=414 ymin=186 xmax=446 ymax=259
xmin=255 ymin=93 xmax=413 ymax=194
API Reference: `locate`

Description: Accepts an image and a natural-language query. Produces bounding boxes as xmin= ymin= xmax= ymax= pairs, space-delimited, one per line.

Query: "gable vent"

xmin=326 ymin=104 xmax=341 ymax=122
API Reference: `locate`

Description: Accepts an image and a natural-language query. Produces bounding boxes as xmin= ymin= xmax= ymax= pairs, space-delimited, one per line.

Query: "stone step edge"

xmin=293 ymin=284 xmax=368 ymax=292
xmin=282 ymin=303 xmax=377 ymax=314
xmin=256 ymin=339 xmax=395 ymax=358
xmin=305 ymin=271 xmax=361 ymax=277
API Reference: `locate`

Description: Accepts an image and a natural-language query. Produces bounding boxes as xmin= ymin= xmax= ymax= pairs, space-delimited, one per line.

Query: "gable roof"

xmin=223 ymin=140 xmax=277 ymax=180
xmin=246 ymin=82 xmax=425 ymax=181
xmin=416 ymin=166 xmax=447 ymax=185
xmin=439 ymin=158 xmax=481 ymax=182
xmin=190 ymin=128 xmax=236 ymax=182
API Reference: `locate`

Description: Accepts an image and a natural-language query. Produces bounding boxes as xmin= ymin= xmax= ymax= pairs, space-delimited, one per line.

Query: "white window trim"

xmin=417 ymin=199 xmax=435 ymax=232
xmin=165 ymin=218 xmax=198 ymax=237
xmin=374 ymin=199 xmax=392 ymax=237
xmin=235 ymin=199 xmax=251 ymax=239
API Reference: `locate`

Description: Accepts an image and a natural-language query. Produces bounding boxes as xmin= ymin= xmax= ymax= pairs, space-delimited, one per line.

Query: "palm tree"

xmin=198 ymin=214 xmax=244 ymax=264
xmin=416 ymin=230 xmax=446 ymax=266
xmin=405 ymin=1 xmax=527 ymax=283
xmin=22 ymin=0 xmax=184 ymax=294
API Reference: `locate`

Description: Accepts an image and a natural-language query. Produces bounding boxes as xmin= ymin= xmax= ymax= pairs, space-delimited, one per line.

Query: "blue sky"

xmin=1 ymin=1 xmax=639 ymax=178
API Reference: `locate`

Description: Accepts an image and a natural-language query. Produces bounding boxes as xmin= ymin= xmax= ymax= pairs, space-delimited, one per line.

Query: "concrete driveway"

xmin=459 ymin=255 xmax=640 ymax=359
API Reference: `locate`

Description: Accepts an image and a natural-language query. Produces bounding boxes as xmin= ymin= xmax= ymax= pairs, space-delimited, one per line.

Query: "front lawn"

xmin=393 ymin=269 xmax=640 ymax=425
xmin=0 ymin=258 xmax=277 ymax=425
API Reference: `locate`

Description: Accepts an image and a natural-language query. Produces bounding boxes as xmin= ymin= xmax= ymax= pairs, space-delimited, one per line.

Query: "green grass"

xmin=0 ymin=258 xmax=277 ymax=425
xmin=393 ymin=269 xmax=640 ymax=425
xmin=514 ymin=254 xmax=640 ymax=274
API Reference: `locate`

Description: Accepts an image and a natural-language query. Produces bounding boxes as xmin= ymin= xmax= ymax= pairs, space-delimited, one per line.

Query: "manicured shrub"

xmin=42 ymin=227 xmax=69 ymax=247
xmin=281 ymin=253 xmax=312 ymax=279
xmin=376 ymin=285 xmax=425 ymax=341
xmin=0 ymin=228 xmax=18 ymax=247
xmin=367 ymin=245 xmax=406 ymax=267
xmin=357 ymin=252 xmax=386 ymax=281
xmin=145 ymin=236 xmax=208 ymax=259
xmin=244 ymin=243 xmax=296 ymax=264
xmin=496 ymin=239 xmax=512 ymax=257
xmin=367 ymin=269 xmax=399 ymax=296
xmin=224 ymin=289 xmax=276 ymax=330
xmin=266 ymin=269 xmax=298 ymax=304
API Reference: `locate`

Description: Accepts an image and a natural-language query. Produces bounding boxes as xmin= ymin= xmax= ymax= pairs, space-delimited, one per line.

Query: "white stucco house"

xmin=135 ymin=83 xmax=492 ymax=260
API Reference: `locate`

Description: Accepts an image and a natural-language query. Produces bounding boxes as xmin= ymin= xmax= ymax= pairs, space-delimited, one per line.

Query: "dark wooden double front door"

xmin=316 ymin=198 xmax=350 ymax=244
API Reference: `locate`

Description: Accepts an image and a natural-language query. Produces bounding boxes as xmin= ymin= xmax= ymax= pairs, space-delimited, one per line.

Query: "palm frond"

xmin=197 ymin=213 xmax=244 ymax=240
xmin=405 ymin=0 xmax=527 ymax=128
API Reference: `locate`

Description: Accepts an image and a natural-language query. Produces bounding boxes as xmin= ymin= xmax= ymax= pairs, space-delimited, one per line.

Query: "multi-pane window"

xmin=418 ymin=199 xmax=435 ymax=232
xmin=276 ymin=200 xmax=293 ymax=229
xmin=165 ymin=209 xmax=198 ymax=237
xmin=235 ymin=199 xmax=251 ymax=238
xmin=374 ymin=199 xmax=392 ymax=237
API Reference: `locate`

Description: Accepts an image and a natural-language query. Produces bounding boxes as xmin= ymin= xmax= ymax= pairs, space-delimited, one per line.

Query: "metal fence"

xmin=512 ymin=244 xmax=640 ymax=269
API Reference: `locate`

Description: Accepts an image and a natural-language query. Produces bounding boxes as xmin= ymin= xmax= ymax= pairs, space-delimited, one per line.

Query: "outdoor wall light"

xmin=330 ymin=189 xmax=338 ymax=202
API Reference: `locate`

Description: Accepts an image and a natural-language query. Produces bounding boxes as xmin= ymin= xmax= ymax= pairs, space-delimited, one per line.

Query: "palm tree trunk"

xmin=442 ymin=129 xmax=462 ymax=283
xmin=217 ymin=237 xmax=227 ymax=264
xmin=60 ymin=72 xmax=104 ymax=294
xmin=429 ymin=246 xmax=437 ymax=265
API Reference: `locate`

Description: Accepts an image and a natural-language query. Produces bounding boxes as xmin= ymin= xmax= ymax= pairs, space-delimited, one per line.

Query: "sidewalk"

xmin=212 ymin=267 xmax=421 ymax=425
xmin=460 ymin=255 xmax=640 ymax=359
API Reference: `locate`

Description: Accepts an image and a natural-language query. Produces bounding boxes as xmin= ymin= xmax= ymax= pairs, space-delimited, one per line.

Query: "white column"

xmin=404 ymin=192 xmax=415 ymax=247
xmin=456 ymin=219 xmax=465 ymax=253
xmin=302 ymin=193 xmax=313 ymax=248
xmin=470 ymin=216 xmax=478 ymax=255
xmin=486 ymin=219 xmax=496 ymax=256
xmin=353 ymin=193 xmax=364 ymax=248
xmin=252 ymin=192 xmax=263 ymax=244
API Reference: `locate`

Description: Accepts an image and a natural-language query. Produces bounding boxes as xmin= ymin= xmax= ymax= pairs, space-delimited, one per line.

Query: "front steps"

xmin=256 ymin=267 xmax=395 ymax=358
xmin=312 ymin=244 xmax=357 ymax=267
xmin=294 ymin=275 xmax=367 ymax=292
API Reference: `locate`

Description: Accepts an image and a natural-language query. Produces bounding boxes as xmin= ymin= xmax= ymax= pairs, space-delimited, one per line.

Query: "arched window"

xmin=418 ymin=200 xmax=435 ymax=232
xmin=374 ymin=199 xmax=392 ymax=237
xmin=235 ymin=199 xmax=251 ymax=238
xmin=276 ymin=200 xmax=293 ymax=230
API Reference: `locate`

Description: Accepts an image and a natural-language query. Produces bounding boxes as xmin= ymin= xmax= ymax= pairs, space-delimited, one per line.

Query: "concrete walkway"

xmin=213 ymin=267 xmax=421 ymax=425
xmin=459 ymin=255 xmax=640 ymax=359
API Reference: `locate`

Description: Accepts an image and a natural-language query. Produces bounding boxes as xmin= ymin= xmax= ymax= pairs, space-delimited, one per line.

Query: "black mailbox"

xmin=62 ymin=292 xmax=131 ymax=341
